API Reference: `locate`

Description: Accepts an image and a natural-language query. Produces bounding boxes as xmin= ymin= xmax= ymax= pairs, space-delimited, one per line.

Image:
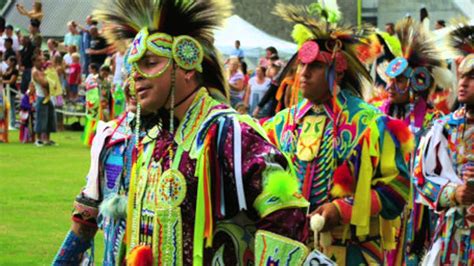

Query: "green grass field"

xmin=0 ymin=130 xmax=104 ymax=265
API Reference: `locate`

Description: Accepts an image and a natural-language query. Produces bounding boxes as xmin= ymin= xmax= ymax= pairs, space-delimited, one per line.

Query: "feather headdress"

xmin=383 ymin=18 xmax=452 ymax=92
xmin=395 ymin=18 xmax=445 ymax=70
xmin=448 ymin=20 xmax=474 ymax=57
xmin=274 ymin=0 xmax=378 ymax=96
xmin=93 ymin=0 xmax=232 ymax=99
xmin=447 ymin=20 xmax=474 ymax=75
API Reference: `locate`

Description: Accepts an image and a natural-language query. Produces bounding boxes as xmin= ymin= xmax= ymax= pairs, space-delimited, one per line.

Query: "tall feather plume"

xmin=93 ymin=0 xmax=232 ymax=99
xmin=448 ymin=20 xmax=474 ymax=57
xmin=274 ymin=3 xmax=376 ymax=96
xmin=94 ymin=0 xmax=231 ymax=44
xmin=275 ymin=4 xmax=330 ymax=40
xmin=395 ymin=18 xmax=445 ymax=69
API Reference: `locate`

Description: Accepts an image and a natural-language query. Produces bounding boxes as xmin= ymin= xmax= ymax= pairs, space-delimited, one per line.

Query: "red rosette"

xmin=298 ymin=41 xmax=320 ymax=64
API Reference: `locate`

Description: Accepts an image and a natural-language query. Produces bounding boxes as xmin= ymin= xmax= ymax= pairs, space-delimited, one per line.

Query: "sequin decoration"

xmin=172 ymin=36 xmax=203 ymax=72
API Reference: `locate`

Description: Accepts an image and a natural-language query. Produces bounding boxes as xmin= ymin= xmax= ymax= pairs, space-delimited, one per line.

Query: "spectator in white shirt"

xmin=3 ymin=25 xmax=20 ymax=52
xmin=63 ymin=45 xmax=77 ymax=66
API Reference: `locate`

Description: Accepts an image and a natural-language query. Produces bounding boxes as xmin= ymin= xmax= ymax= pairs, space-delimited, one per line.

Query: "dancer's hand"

xmin=463 ymin=165 xmax=474 ymax=186
xmin=310 ymin=203 xmax=341 ymax=232
xmin=455 ymin=183 xmax=474 ymax=206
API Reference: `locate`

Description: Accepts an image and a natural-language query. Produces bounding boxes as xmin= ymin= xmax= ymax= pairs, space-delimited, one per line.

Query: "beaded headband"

xmin=128 ymin=27 xmax=204 ymax=78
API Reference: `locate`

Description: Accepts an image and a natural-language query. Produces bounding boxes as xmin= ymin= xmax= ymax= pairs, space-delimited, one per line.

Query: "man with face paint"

xmin=263 ymin=3 xmax=411 ymax=265
xmin=52 ymin=0 xmax=311 ymax=265
xmin=415 ymin=23 xmax=474 ymax=265
xmin=377 ymin=18 xmax=452 ymax=266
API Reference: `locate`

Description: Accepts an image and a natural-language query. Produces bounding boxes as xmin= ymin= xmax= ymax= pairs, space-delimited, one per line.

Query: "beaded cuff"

xmin=72 ymin=195 xmax=100 ymax=227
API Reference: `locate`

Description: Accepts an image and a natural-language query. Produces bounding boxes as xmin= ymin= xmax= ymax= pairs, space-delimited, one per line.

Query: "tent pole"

xmin=357 ymin=0 xmax=362 ymax=28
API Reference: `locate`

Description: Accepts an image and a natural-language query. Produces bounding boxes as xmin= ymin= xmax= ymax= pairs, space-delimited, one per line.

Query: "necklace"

xmin=153 ymin=65 xmax=187 ymax=264
xmin=173 ymin=84 xmax=202 ymax=110
xmin=126 ymin=66 xmax=187 ymax=265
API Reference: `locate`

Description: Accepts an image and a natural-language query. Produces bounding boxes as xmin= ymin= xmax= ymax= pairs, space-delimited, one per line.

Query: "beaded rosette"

xmin=385 ymin=57 xmax=432 ymax=93
xmin=128 ymin=135 xmax=188 ymax=265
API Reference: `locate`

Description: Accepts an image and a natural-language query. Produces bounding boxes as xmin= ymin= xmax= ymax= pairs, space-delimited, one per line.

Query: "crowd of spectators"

xmin=0 ymin=2 xmax=124 ymax=146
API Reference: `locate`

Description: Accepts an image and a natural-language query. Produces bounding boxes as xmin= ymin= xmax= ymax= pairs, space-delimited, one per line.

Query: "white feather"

xmin=432 ymin=67 xmax=454 ymax=89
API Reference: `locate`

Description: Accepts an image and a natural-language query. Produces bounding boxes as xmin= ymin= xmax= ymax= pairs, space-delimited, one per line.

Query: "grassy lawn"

xmin=0 ymin=130 xmax=104 ymax=265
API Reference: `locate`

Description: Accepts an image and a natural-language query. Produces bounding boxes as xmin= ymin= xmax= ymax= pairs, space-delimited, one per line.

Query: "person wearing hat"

xmin=377 ymin=18 xmax=452 ymax=266
xmin=263 ymin=2 xmax=411 ymax=265
xmin=53 ymin=0 xmax=309 ymax=265
xmin=415 ymin=23 xmax=474 ymax=266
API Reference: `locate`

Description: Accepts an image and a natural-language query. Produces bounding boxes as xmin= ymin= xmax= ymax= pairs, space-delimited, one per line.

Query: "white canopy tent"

xmin=214 ymin=15 xmax=297 ymax=67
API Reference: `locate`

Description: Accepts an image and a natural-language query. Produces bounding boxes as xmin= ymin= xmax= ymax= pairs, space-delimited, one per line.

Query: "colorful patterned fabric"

xmin=254 ymin=230 xmax=309 ymax=265
xmin=0 ymin=88 xmax=9 ymax=143
xmin=53 ymin=230 xmax=93 ymax=265
xmin=380 ymin=97 xmax=443 ymax=265
xmin=415 ymin=107 xmax=474 ymax=265
xmin=125 ymin=88 xmax=308 ymax=265
xmin=83 ymin=82 xmax=100 ymax=146
xmin=264 ymin=90 xmax=411 ymax=265
xmin=19 ymin=94 xmax=35 ymax=143
xmin=379 ymin=98 xmax=442 ymax=143
xmin=53 ymin=112 xmax=134 ymax=266
xmin=83 ymin=78 xmax=115 ymax=146
xmin=112 ymin=85 xmax=126 ymax=119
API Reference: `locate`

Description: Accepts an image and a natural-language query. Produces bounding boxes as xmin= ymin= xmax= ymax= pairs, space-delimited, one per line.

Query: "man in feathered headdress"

xmin=53 ymin=0 xmax=310 ymax=265
xmin=263 ymin=1 xmax=411 ymax=265
xmin=415 ymin=22 xmax=474 ymax=266
xmin=375 ymin=18 xmax=452 ymax=266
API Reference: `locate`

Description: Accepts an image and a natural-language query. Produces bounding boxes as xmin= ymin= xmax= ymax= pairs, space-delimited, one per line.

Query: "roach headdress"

xmin=94 ymin=0 xmax=232 ymax=99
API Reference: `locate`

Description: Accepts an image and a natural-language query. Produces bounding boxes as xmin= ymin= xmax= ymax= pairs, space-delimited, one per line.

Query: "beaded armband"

xmin=254 ymin=230 xmax=309 ymax=265
xmin=72 ymin=195 xmax=100 ymax=228
xmin=52 ymin=230 xmax=92 ymax=265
